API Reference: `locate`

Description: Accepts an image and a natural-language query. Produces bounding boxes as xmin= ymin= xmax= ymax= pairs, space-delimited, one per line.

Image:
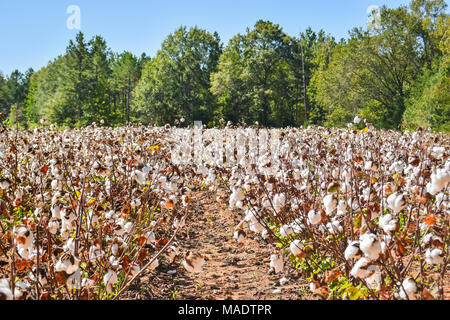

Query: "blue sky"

xmin=0 ymin=1 xmax=414 ymax=76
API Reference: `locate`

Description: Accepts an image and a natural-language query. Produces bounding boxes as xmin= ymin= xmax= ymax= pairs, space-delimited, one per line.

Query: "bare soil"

xmin=125 ymin=190 xmax=311 ymax=300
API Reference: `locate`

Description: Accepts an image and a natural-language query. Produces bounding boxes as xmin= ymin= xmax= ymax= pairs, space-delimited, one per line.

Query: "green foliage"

xmin=0 ymin=0 xmax=447 ymax=131
xmin=133 ymin=26 xmax=221 ymax=126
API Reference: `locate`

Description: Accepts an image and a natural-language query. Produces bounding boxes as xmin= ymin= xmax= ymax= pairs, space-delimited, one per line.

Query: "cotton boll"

xmin=280 ymin=224 xmax=294 ymax=237
xmin=427 ymin=169 xmax=450 ymax=195
xmin=400 ymin=277 xmax=417 ymax=300
xmin=425 ymin=248 xmax=444 ymax=265
xmin=386 ymin=192 xmax=405 ymax=214
xmin=131 ymin=170 xmax=147 ymax=185
xmin=365 ymin=265 xmax=382 ymax=291
xmin=183 ymin=252 xmax=205 ymax=273
xmin=308 ymin=210 xmax=322 ymax=225
xmin=234 ymin=229 xmax=246 ymax=243
xmin=63 ymin=238 xmax=75 ymax=253
xmin=354 ymin=116 xmax=361 ymax=124
xmin=89 ymin=244 xmax=104 ymax=260
xmin=360 ymin=233 xmax=382 ymax=260
xmin=289 ymin=240 xmax=303 ymax=256
xmin=326 ymin=219 xmax=343 ymax=234
xmin=323 ymin=194 xmax=337 ymax=216
xmin=270 ymin=254 xmax=284 ymax=273
xmin=378 ymin=214 xmax=397 ymax=234
xmin=350 ymin=257 xmax=373 ymax=279
xmin=345 ymin=241 xmax=362 ymax=261
xmin=67 ymin=270 xmax=81 ymax=290
xmin=0 ymin=279 xmax=13 ymax=300
xmin=104 ymin=269 xmax=118 ymax=294
xmin=273 ymin=193 xmax=286 ymax=213
xmin=55 ymin=254 xmax=79 ymax=275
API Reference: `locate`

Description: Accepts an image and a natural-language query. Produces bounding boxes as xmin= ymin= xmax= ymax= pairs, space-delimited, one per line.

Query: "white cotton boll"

xmin=63 ymin=238 xmax=75 ymax=253
xmin=89 ymin=244 xmax=104 ymax=260
xmin=131 ymin=170 xmax=146 ymax=185
xmin=249 ymin=217 xmax=265 ymax=234
xmin=354 ymin=116 xmax=361 ymax=124
xmin=289 ymin=240 xmax=303 ymax=256
xmin=130 ymin=198 xmax=141 ymax=208
xmin=386 ymin=192 xmax=405 ymax=214
xmin=345 ymin=241 xmax=362 ymax=261
xmin=173 ymin=216 xmax=186 ymax=228
xmin=109 ymin=256 xmax=120 ymax=268
xmin=378 ymin=214 xmax=397 ymax=234
xmin=55 ymin=254 xmax=79 ymax=275
xmin=0 ymin=279 xmax=13 ymax=300
xmin=17 ymin=246 xmax=31 ymax=260
xmin=145 ymin=231 xmax=156 ymax=245
xmin=67 ymin=270 xmax=81 ymax=290
xmin=261 ymin=228 xmax=269 ymax=239
xmin=279 ymin=277 xmax=289 ymax=286
xmin=425 ymin=248 xmax=444 ymax=265
xmin=15 ymin=226 xmax=33 ymax=250
xmin=129 ymin=263 xmax=141 ymax=278
xmin=104 ymin=269 xmax=118 ymax=294
xmin=270 ymin=254 xmax=284 ymax=273
xmin=400 ymin=278 xmax=417 ymax=300
xmin=350 ymin=257 xmax=372 ymax=279
xmin=183 ymin=252 xmax=204 ymax=273
xmin=326 ymin=220 xmax=343 ymax=234
xmin=234 ymin=229 xmax=245 ymax=243
xmin=51 ymin=179 xmax=62 ymax=190
xmin=124 ymin=222 xmax=134 ymax=234
xmin=308 ymin=210 xmax=322 ymax=225
xmin=273 ymin=193 xmax=286 ymax=213
xmin=323 ymin=194 xmax=337 ymax=216
xmin=428 ymin=169 xmax=450 ymax=195
xmin=280 ymin=224 xmax=294 ymax=237
xmin=360 ymin=233 xmax=382 ymax=261
xmin=365 ymin=265 xmax=382 ymax=291
xmin=47 ymin=220 xmax=59 ymax=234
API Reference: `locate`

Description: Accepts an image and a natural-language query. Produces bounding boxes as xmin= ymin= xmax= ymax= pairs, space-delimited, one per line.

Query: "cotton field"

xmin=0 ymin=122 xmax=448 ymax=300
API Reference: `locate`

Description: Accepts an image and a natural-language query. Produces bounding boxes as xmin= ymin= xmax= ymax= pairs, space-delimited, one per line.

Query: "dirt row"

xmin=126 ymin=190 xmax=311 ymax=300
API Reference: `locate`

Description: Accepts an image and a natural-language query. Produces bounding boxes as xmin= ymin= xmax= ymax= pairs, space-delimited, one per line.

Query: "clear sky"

xmin=0 ymin=0 xmax=414 ymax=76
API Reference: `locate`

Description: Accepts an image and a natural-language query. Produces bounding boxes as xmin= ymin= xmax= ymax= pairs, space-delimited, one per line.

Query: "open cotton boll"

xmin=354 ymin=116 xmax=362 ymax=124
xmin=289 ymin=240 xmax=303 ymax=256
xmin=183 ymin=251 xmax=205 ymax=273
xmin=280 ymin=224 xmax=294 ymax=237
xmin=378 ymin=214 xmax=397 ymax=234
xmin=63 ymin=238 xmax=75 ymax=253
xmin=425 ymin=248 xmax=444 ymax=265
xmin=345 ymin=241 xmax=362 ymax=261
xmin=326 ymin=219 xmax=343 ymax=234
xmin=234 ymin=229 xmax=246 ymax=243
xmin=0 ymin=279 xmax=13 ymax=300
xmin=148 ymin=258 xmax=159 ymax=270
xmin=308 ymin=210 xmax=322 ymax=225
xmin=273 ymin=193 xmax=286 ymax=213
xmin=270 ymin=254 xmax=284 ymax=273
xmin=67 ymin=270 xmax=81 ymax=291
xmin=359 ymin=233 xmax=382 ymax=260
xmin=131 ymin=169 xmax=147 ymax=185
xmin=323 ymin=194 xmax=337 ymax=216
xmin=104 ymin=269 xmax=118 ymax=294
xmin=55 ymin=254 xmax=79 ymax=275
xmin=399 ymin=277 xmax=417 ymax=300
xmin=386 ymin=192 xmax=405 ymax=214
xmin=350 ymin=257 xmax=373 ymax=279
xmin=427 ymin=169 xmax=450 ymax=195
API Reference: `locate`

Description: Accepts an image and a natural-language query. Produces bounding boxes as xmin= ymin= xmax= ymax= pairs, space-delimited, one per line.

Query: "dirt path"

xmin=127 ymin=190 xmax=310 ymax=300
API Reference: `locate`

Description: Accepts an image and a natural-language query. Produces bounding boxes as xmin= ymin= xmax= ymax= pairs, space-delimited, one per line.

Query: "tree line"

xmin=0 ymin=0 xmax=448 ymax=131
